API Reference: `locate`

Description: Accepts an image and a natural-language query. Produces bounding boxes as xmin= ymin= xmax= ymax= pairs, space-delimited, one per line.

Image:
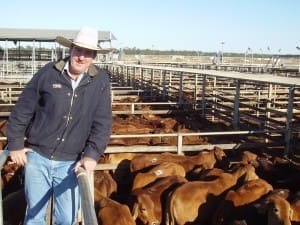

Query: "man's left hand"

xmin=74 ymin=156 xmax=97 ymax=175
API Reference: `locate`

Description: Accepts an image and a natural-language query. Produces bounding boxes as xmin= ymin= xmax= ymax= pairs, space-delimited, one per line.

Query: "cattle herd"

xmin=0 ymin=111 xmax=300 ymax=225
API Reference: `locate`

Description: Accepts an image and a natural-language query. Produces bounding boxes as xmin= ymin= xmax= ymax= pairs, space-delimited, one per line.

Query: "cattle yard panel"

xmin=0 ymin=127 xmax=283 ymax=169
xmin=111 ymin=101 xmax=199 ymax=114
xmin=102 ymin=63 xmax=300 ymax=157
xmin=0 ymin=64 xmax=300 ymax=157
xmin=1 ymin=64 xmax=300 ymax=224
xmin=0 ymin=60 xmax=48 ymax=83
xmin=0 ymin=127 xmax=280 ymax=174
xmin=146 ymin=60 xmax=300 ymax=77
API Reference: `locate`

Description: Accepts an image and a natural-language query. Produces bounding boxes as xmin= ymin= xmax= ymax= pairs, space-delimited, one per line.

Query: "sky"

xmin=1 ymin=0 xmax=300 ymax=54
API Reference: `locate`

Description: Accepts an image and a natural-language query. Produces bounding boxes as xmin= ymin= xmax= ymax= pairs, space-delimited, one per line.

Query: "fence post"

xmin=177 ymin=134 xmax=183 ymax=155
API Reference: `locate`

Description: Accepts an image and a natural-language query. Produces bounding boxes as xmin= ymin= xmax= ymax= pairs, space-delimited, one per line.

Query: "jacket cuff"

xmin=7 ymin=139 xmax=25 ymax=151
xmin=82 ymin=145 xmax=102 ymax=162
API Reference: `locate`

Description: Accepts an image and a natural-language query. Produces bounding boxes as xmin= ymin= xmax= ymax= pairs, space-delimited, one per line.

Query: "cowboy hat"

xmin=56 ymin=27 xmax=113 ymax=54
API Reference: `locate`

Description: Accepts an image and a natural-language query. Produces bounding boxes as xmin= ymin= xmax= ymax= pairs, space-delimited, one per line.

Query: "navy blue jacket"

xmin=7 ymin=57 xmax=112 ymax=161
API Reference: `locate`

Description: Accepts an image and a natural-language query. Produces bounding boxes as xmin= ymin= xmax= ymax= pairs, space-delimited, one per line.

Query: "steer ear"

xmin=132 ymin=203 xmax=139 ymax=220
xmin=289 ymin=209 xmax=293 ymax=221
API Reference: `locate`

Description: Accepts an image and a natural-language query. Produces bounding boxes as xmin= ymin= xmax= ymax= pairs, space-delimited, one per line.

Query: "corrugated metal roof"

xmin=0 ymin=28 xmax=117 ymax=42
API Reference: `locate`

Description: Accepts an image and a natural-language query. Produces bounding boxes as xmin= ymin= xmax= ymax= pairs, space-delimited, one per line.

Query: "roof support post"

xmin=32 ymin=40 xmax=36 ymax=74
xmin=4 ymin=40 xmax=9 ymax=75
xmin=62 ymin=48 xmax=66 ymax=59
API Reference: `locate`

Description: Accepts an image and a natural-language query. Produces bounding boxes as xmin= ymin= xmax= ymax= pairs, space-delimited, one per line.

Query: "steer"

xmin=131 ymin=175 xmax=188 ymax=225
xmin=130 ymin=153 xmax=174 ymax=172
xmin=165 ymin=164 xmax=258 ymax=225
xmin=184 ymin=147 xmax=228 ymax=174
xmin=0 ymin=119 xmax=7 ymax=136
xmin=94 ymin=170 xmax=118 ymax=199
xmin=130 ymin=147 xmax=227 ymax=173
xmin=264 ymin=194 xmax=292 ymax=225
xmin=0 ymin=120 xmax=7 ymax=150
xmin=3 ymin=188 xmax=26 ymax=225
xmin=262 ymin=190 xmax=300 ymax=225
xmin=1 ymin=160 xmax=23 ymax=197
xmin=212 ymin=178 xmax=273 ymax=225
xmin=132 ymin=162 xmax=186 ymax=190
xmin=290 ymin=192 xmax=300 ymax=223
xmin=96 ymin=196 xmax=136 ymax=225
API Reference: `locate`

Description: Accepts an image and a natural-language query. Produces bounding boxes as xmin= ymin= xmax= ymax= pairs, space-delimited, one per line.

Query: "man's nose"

xmin=78 ymin=54 xmax=85 ymax=60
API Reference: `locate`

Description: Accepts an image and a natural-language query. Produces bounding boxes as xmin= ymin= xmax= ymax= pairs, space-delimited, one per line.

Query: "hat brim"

xmin=56 ymin=36 xmax=114 ymax=54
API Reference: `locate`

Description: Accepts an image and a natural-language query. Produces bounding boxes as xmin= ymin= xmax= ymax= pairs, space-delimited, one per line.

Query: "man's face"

xmin=69 ymin=45 xmax=96 ymax=76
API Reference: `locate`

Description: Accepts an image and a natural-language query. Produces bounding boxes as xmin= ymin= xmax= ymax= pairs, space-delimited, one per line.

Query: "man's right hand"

xmin=9 ymin=148 xmax=32 ymax=166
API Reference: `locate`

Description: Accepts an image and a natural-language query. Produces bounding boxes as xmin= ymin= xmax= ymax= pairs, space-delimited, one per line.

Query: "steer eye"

xmin=273 ymin=207 xmax=279 ymax=214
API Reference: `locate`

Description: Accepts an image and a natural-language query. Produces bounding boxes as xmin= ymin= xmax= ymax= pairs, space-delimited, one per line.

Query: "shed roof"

xmin=0 ymin=28 xmax=117 ymax=42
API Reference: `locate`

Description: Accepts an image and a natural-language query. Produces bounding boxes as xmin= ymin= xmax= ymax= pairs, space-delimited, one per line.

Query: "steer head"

xmin=266 ymin=195 xmax=292 ymax=225
xmin=132 ymin=192 xmax=161 ymax=225
xmin=254 ymin=189 xmax=292 ymax=225
xmin=213 ymin=146 xmax=229 ymax=168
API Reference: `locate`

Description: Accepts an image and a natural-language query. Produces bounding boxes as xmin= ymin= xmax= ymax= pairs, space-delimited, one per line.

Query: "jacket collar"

xmin=54 ymin=57 xmax=99 ymax=77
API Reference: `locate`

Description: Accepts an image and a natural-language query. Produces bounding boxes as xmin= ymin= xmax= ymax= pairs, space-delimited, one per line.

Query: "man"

xmin=6 ymin=27 xmax=113 ymax=225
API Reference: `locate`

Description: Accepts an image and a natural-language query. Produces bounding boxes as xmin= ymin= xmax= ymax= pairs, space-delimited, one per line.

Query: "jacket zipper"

xmin=51 ymin=76 xmax=75 ymax=158
xmin=65 ymin=90 xmax=75 ymax=127
xmin=65 ymin=76 xmax=90 ymax=126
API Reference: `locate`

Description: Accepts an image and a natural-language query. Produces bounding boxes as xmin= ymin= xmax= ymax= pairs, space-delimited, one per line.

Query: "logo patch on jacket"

xmin=52 ymin=83 xmax=62 ymax=89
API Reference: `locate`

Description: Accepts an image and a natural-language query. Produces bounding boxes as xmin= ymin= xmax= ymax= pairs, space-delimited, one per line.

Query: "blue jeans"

xmin=24 ymin=151 xmax=79 ymax=225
